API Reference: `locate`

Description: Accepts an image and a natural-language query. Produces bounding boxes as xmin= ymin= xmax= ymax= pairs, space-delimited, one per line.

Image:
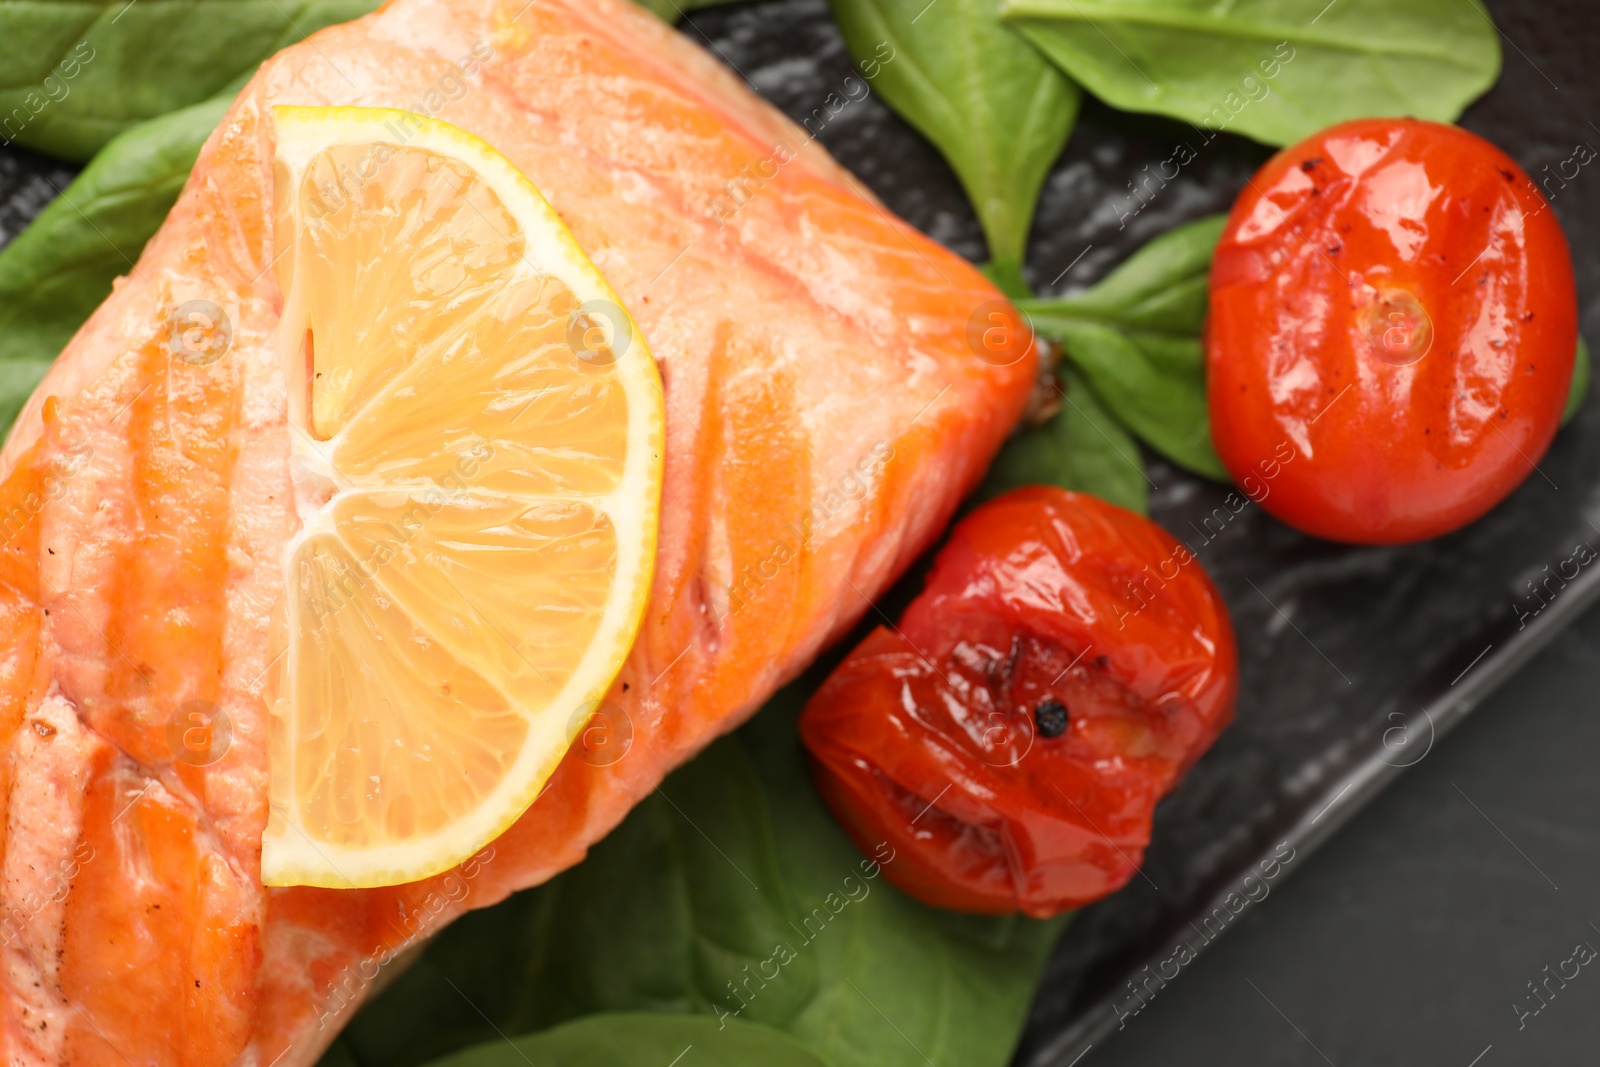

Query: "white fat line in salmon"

xmin=0 ymin=841 xmax=94 ymax=949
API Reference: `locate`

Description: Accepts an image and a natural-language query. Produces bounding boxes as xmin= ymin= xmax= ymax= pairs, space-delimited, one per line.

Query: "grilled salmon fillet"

xmin=0 ymin=0 xmax=1036 ymax=1063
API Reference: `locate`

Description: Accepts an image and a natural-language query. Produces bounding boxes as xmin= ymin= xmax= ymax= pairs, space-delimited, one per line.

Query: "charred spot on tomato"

xmin=1034 ymin=699 xmax=1068 ymax=738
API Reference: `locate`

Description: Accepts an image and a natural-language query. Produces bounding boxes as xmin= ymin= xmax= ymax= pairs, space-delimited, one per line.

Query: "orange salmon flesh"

xmin=0 ymin=0 xmax=1035 ymax=1063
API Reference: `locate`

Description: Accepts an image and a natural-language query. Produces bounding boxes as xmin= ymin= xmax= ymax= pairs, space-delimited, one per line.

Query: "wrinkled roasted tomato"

xmin=1208 ymin=117 xmax=1578 ymax=544
xmin=800 ymin=487 xmax=1236 ymax=917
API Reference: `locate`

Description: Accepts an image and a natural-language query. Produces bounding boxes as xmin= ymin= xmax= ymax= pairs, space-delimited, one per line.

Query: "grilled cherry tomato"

xmin=800 ymin=487 xmax=1236 ymax=917
xmin=1208 ymin=118 xmax=1578 ymax=544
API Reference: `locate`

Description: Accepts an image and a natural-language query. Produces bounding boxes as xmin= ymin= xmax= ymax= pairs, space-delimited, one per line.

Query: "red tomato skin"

xmin=1207 ymin=118 xmax=1578 ymax=544
xmin=800 ymin=488 xmax=1237 ymax=918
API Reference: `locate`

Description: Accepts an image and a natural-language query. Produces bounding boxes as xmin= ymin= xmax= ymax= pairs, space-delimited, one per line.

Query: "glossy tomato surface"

xmin=1208 ymin=118 xmax=1578 ymax=544
xmin=800 ymin=488 xmax=1237 ymax=918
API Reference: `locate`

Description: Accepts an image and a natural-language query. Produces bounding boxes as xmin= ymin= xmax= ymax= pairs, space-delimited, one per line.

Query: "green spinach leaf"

xmin=424 ymin=1013 xmax=834 ymax=1067
xmin=0 ymin=91 xmax=230 ymax=432
xmin=1000 ymin=0 xmax=1501 ymax=146
xmin=831 ymin=0 xmax=1079 ymax=295
xmin=634 ymin=0 xmax=748 ymax=20
xmin=1019 ymin=214 xmax=1226 ymax=481
xmin=510 ymin=738 xmax=822 ymax=1035
xmin=0 ymin=0 xmax=375 ymax=161
xmin=333 ymin=698 xmax=1063 ymax=1067
xmin=980 ymin=363 xmax=1149 ymax=514
xmin=338 ymin=738 xmax=817 ymax=1067
xmin=317 ymin=1040 xmax=362 ymax=1067
xmin=1564 ymin=336 xmax=1590 ymax=426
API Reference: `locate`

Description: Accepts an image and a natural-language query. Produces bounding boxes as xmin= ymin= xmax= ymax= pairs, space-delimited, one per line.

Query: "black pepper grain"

xmin=1034 ymin=699 xmax=1068 ymax=738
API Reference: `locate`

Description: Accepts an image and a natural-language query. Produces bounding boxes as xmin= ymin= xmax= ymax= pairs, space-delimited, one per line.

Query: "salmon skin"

xmin=0 ymin=0 xmax=1035 ymax=1063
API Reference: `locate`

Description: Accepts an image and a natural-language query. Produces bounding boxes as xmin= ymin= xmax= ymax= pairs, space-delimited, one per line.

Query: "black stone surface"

xmin=1081 ymin=604 xmax=1600 ymax=1066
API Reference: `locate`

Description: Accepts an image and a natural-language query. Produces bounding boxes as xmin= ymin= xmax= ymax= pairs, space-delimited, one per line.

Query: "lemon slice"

xmin=261 ymin=107 xmax=663 ymax=888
